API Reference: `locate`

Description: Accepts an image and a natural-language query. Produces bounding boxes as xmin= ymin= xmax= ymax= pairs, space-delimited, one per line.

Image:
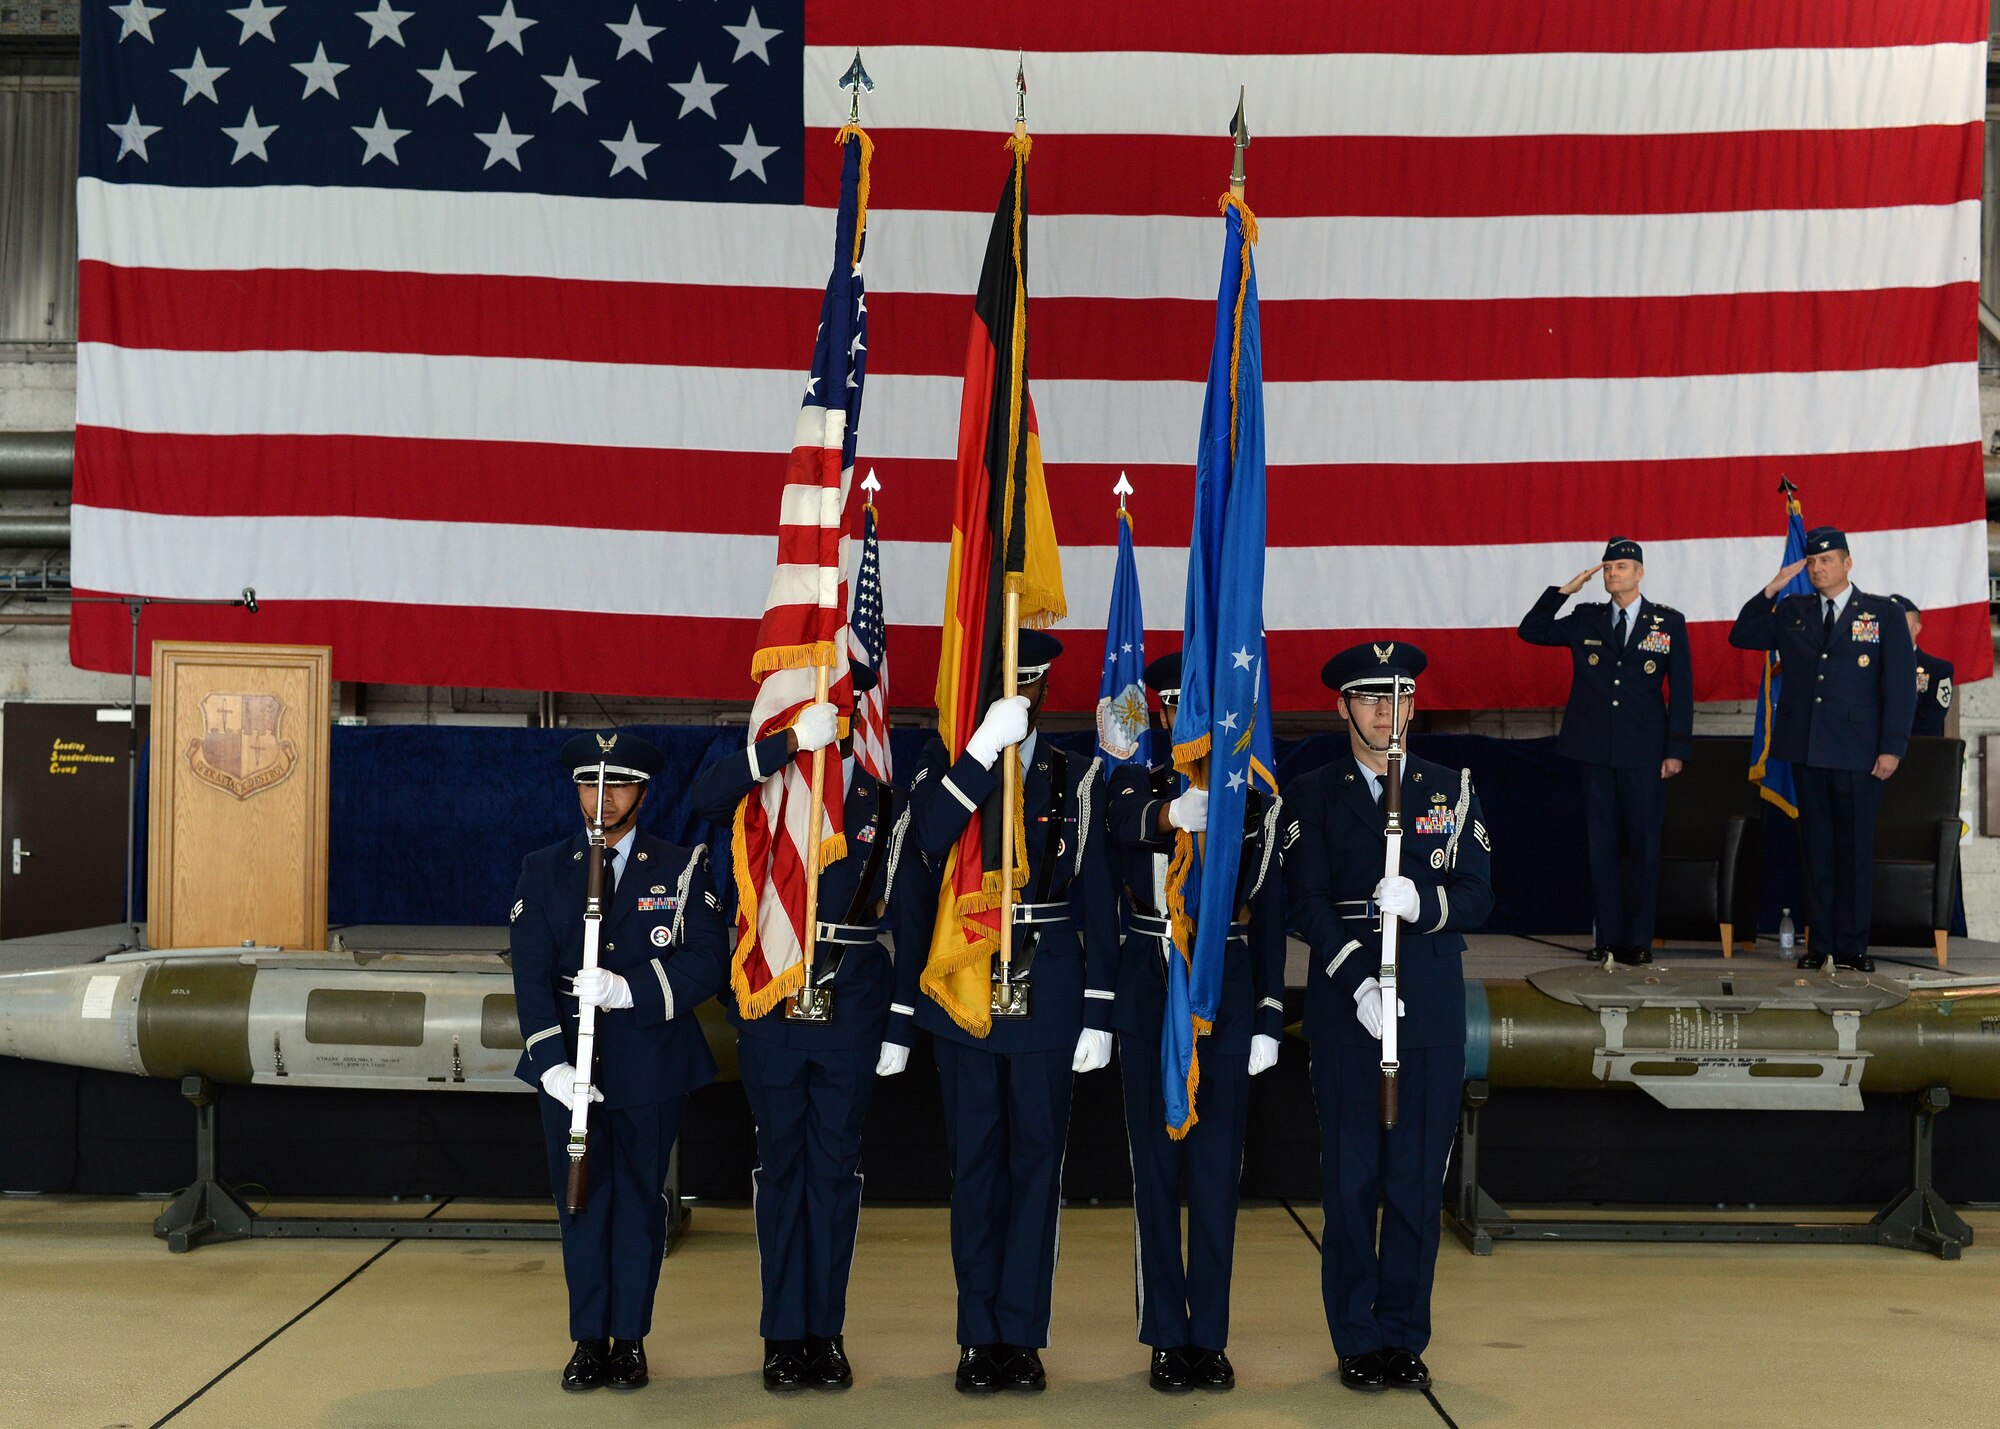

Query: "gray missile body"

xmin=0 ymin=947 xmax=739 ymax=1091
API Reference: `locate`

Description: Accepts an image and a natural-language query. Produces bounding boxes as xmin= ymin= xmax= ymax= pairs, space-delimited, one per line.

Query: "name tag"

xmin=1851 ymin=616 xmax=1880 ymax=644
xmin=636 ymin=896 xmax=679 ymax=912
xmin=1638 ymin=629 xmax=1672 ymax=654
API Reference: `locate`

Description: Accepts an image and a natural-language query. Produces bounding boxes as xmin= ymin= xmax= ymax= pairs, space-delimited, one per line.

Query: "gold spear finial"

xmin=1229 ymin=86 xmax=1249 ymax=198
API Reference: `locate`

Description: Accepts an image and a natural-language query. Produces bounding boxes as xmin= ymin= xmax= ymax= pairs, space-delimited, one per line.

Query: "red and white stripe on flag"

xmin=851 ymin=651 xmax=892 ymax=783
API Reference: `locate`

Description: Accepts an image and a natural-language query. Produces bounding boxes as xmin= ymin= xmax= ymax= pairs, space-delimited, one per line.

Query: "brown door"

xmin=1 ymin=702 xmax=149 ymax=939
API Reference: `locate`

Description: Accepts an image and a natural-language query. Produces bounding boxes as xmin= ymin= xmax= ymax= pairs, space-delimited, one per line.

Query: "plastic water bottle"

xmin=1778 ymin=908 xmax=1796 ymax=952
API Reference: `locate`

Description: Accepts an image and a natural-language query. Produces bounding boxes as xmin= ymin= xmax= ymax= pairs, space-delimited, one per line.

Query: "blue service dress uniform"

xmin=893 ymin=734 xmax=1120 ymax=1350
xmin=1518 ymin=589 xmax=1692 ymax=950
xmin=689 ymin=736 xmax=903 ymax=1346
xmin=511 ymin=830 xmax=731 ymax=1342
xmin=1109 ymin=760 xmax=1286 ymax=1354
xmin=1729 ymin=586 xmax=1916 ymax=961
xmin=1283 ymin=755 xmax=1493 ymax=1361
xmin=1912 ymin=648 xmax=1955 ymax=738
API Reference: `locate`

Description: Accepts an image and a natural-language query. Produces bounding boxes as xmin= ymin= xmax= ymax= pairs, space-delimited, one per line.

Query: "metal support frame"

xmin=1444 ymin=1079 xmax=1973 ymax=1261
xmin=153 ymin=1076 xmax=688 ymax=1254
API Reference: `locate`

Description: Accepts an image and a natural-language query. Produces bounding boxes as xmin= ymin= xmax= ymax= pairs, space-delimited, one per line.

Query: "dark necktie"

xmin=1614 ymin=607 xmax=1628 ymax=648
xmin=603 ymin=848 xmax=619 ymax=895
xmin=1823 ymin=600 xmax=1836 ymax=644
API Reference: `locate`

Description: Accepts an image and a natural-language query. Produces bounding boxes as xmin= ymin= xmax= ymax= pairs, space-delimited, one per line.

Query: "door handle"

xmin=10 ymin=838 xmax=28 ymax=875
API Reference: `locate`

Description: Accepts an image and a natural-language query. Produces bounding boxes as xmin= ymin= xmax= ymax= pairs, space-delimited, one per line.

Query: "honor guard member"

xmin=1283 ymin=644 xmax=1492 ymax=1395
xmin=884 ymin=629 xmax=1120 ymax=1393
xmin=688 ymin=663 xmax=903 ymax=1391
xmin=1889 ymin=595 xmax=1955 ymax=738
xmin=511 ymin=731 xmax=733 ymax=1393
xmin=1108 ymin=650 xmax=1286 ymax=1392
xmin=1730 ymin=528 xmax=1915 ymax=971
xmin=1517 ymin=538 xmax=1693 ymax=962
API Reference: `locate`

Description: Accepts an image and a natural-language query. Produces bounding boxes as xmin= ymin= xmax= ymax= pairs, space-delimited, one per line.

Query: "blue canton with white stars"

xmin=851 ymin=502 xmax=886 ymax=675
xmin=82 ymin=0 xmax=805 ymax=203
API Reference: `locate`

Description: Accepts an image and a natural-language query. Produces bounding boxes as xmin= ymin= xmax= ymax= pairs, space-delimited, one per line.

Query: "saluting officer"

xmin=1518 ymin=538 xmax=1692 ymax=962
xmin=885 ymin=630 xmax=1120 ymax=1393
xmin=511 ymin=731 xmax=732 ymax=1394
xmin=689 ymin=663 xmax=902 ymax=1391
xmin=1108 ymin=650 xmax=1285 ymax=1392
xmin=1283 ymin=644 xmax=1492 ymax=1395
xmin=1729 ymin=527 xmax=1915 ymax=971
xmin=1889 ymin=595 xmax=1955 ymax=739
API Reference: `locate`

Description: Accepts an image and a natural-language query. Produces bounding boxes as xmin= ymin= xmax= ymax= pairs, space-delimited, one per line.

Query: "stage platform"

xmin=7 ymin=1195 xmax=1998 ymax=1429
xmin=7 ymin=926 xmax=2000 ymax=1210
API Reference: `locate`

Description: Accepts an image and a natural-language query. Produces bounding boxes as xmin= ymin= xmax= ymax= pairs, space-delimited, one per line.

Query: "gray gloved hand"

xmin=1072 ymin=1028 xmax=1113 ymax=1073
xmin=571 ymin=967 xmax=633 ymax=1010
xmin=1352 ymin=977 xmax=1406 ymax=1040
xmin=1373 ymin=875 xmax=1420 ymax=924
xmin=793 ymin=701 xmax=838 ymax=754
xmin=1168 ymin=785 xmax=1209 ymax=833
xmin=1247 ymin=1033 xmax=1280 ymax=1076
xmin=539 ymin=1062 xmax=604 ymax=1111
xmin=875 ymin=1042 xmax=910 ymax=1077
xmin=964 ymin=696 xmax=1030 ymax=769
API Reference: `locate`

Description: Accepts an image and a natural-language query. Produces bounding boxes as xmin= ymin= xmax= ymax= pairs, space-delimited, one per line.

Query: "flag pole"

xmin=998 ymin=57 xmax=1029 ymax=998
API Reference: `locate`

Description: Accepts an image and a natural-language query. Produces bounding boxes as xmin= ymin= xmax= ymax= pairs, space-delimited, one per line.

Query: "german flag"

xmin=921 ymin=133 xmax=1067 ymax=1036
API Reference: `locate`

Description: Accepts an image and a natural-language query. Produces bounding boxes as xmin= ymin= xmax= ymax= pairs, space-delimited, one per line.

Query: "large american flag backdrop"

xmin=74 ymin=1 xmax=1991 ymax=710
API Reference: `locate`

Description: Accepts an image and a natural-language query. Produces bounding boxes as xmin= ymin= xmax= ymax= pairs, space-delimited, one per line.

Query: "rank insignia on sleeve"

xmin=1858 ymin=654 xmax=1870 ymax=668
xmin=705 ymin=891 xmax=721 ymax=909
xmin=510 ymin=899 xmax=524 ymax=923
xmin=1940 ymin=678 xmax=1954 ymax=708
xmin=1473 ymin=820 xmax=1491 ymax=851
xmin=1284 ymin=821 xmax=1302 ymax=849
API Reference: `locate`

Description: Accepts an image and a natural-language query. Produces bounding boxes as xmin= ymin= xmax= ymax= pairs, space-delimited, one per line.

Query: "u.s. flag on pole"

xmin=849 ymin=496 xmax=893 ymax=783
xmin=74 ymin=3 xmax=1990 ymax=707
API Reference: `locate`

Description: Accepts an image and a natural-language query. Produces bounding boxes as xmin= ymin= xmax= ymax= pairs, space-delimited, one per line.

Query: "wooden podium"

xmin=147 ymin=642 xmax=331 ymax=950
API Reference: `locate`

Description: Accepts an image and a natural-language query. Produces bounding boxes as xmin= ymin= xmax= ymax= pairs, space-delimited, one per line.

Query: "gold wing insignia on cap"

xmin=1373 ymin=643 xmax=1393 ymax=664
xmin=595 ymin=732 xmax=617 ymax=752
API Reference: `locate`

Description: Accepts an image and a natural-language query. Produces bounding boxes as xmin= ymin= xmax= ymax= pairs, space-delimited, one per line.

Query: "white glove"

xmin=1247 ymin=1033 xmax=1280 ymax=1077
xmin=539 ymin=1061 xmax=604 ymax=1110
xmin=1168 ymin=785 xmax=1209 ymax=833
xmin=875 ymin=1042 xmax=911 ymax=1077
xmin=1072 ymin=1028 xmax=1113 ymax=1073
xmin=1352 ymin=977 xmax=1406 ymax=1041
xmin=1373 ymin=875 xmax=1420 ymax=924
xmin=793 ymin=701 xmax=838 ymax=754
xmin=571 ymin=967 xmax=633 ymax=1010
xmin=965 ymin=696 xmax=1031 ymax=769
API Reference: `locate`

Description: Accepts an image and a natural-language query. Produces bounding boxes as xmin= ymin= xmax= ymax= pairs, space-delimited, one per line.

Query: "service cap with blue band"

xmin=1602 ymin=536 xmax=1643 ymax=564
xmin=1016 ymin=629 xmax=1063 ymax=683
xmin=1143 ymin=649 xmax=1183 ymax=702
xmin=1888 ymin=593 xmax=1919 ymax=616
xmin=1322 ymin=640 xmax=1429 ymax=695
xmin=1805 ymin=525 xmax=1849 ymax=554
xmin=562 ymin=730 xmax=664 ymax=785
xmin=849 ymin=659 xmax=878 ymax=696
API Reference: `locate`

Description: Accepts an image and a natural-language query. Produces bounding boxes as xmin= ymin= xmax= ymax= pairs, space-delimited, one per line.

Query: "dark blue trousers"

xmin=1578 ymin=761 xmax=1665 ymax=948
xmin=1794 ymin=766 xmax=1885 ymax=960
xmin=739 ymin=1036 xmax=878 ymax=1341
xmin=538 ymin=1094 xmax=685 ymax=1342
xmin=933 ymin=1038 xmax=1075 ymax=1348
xmin=1310 ymin=1042 xmax=1463 ymax=1358
xmin=1119 ymin=1028 xmax=1250 ymax=1351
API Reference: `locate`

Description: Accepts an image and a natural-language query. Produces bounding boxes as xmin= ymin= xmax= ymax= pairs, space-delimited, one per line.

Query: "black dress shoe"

xmin=1796 ymin=952 xmax=1829 ymax=970
xmin=1613 ymin=944 xmax=1652 ymax=965
xmin=805 ymin=1335 xmax=853 ymax=1389
xmin=1836 ymin=954 xmax=1876 ymax=973
xmin=561 ymin=1338 xmax=610 ymax=1393
xmin=1188 ymin=1346 xmax=1234 ymax=1389
xmin=1338 ymin=1351 xmax=1388 ymax=1392
xmin=1002 ymin=1345 xmax=1047 ymax=1391
xmin=1382 ymin=1347 xmax=1430 ymax=1388
xmin=1149 ymin=1346 xmax=1192 ymax=1391
xmin=763 ymin=1339 xmax=808 ymax=1391
xmin=605 ymin=1339 xmax=648 ymax=1391
xmin=1587 ymin=944 xmax=1614 ymax=962
xmin=955 ymin=1344 xmax=1002 ymax=1393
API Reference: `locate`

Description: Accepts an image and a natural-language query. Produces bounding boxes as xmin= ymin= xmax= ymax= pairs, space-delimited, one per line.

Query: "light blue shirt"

xmin=605 ymin=827 xmax=635 ymax=891
xmin=1822 ymin=584 xmax=1853 ymax=626
xmin=1611 ymin=593 xmax=1644 ymax=645
xmin=1354 ymin=755 xmax=1385 ymax=803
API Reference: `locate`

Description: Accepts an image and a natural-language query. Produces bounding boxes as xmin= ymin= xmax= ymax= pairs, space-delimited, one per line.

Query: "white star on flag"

xmin=723 ymin=6 xmax=783 ymax=64
xmin=355 ymin=1 xmax=412 ymax=48
xmin=109 ymin=2 xmax=165 ymax=43
xmin=351 ymin=108 xmax=409 ymax=165
xmin=543 ymin=57 xmax=600 ymax=114
xmin=107 ymin=104 xmax=161 ymax=161
xmin=475 ymin=114 xmax=532 ymax=170
xmin=668 ymin=62 xmax=727 ymax=119
xmin=721 ymin=123 xmax=777 ymax=182
xmin=168 ymin=49 xmax=227 ymax=105
xmin=480 ymin=1 xmax=536 ymax=54
xmin=226 ymin=0 xmax=283 ymax=43
xmin=292 ymin=43 xmax=349 ymax=101
xmin=1121 ymin=642 xmax=1133 ymax=652
xmin=417 ymin=50 xmax=474 ymax=106
xmin=221 ymin=106 xmax=277 ymax=164
xmin=1218 ymin=711 xmax=1239 ymax=732
xmin=606 ymin=5 xmax=663 ymax=61
xmin=601 ymin=121 xmax=658 ymax=179
xmin=1226 ymin=769 xmax=1246 ymax=792
xmin=1232 ymin=646 xmax=1254 ymax=669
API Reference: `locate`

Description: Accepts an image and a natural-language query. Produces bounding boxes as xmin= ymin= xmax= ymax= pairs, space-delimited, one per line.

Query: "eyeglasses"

xmin=1344 ymin=693 xmax=1401 ymax=709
